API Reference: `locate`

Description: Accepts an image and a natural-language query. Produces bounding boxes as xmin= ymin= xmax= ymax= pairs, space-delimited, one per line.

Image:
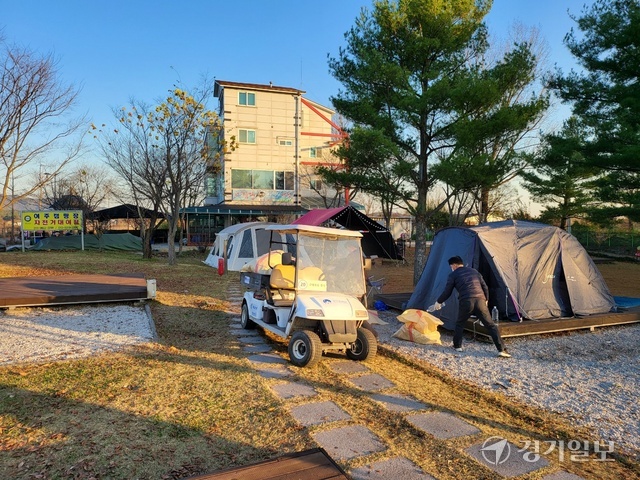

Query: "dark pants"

xmin=454 ymin=297 xmax=505 ymax=352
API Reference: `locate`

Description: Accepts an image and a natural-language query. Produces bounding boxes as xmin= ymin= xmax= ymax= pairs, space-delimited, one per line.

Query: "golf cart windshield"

xmin=295 ymin=232 xmax=365 ymax=296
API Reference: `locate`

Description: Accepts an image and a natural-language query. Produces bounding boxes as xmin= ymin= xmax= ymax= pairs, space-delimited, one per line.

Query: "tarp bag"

xmin=393 ymin=309 xmax=443 ymax=345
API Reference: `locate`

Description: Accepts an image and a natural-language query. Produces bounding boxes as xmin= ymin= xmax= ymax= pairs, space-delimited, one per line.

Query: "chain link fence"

xmin=573 ymin=229 xmax=640 ymax=258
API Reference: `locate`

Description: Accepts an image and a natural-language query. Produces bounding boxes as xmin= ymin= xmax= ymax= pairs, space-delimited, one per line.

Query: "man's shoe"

xmin=497 ymin=350 xmax=511 ymax=358
xmin=453 ymin=347 xmax=463 ymax=352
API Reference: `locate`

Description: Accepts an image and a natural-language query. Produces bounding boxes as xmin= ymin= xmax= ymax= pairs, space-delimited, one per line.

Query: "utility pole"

xmin=44 ymin=172 xmax=56 ymax=207
xmin=38 ymin=165 xmax=42 ymax=210
xmin=10 ymin=173 xmax=15 ymax=243
xmin=294 ymin=94 xmax=301 ymax=207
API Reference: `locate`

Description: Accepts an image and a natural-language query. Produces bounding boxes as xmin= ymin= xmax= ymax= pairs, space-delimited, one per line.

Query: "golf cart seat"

xmin=268 ymin=264 xmax=295 ymax=306
xmin=270 ymin=264 xmax=295 ymax=289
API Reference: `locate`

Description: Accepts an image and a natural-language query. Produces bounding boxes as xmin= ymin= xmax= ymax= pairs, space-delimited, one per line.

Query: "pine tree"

xmin=550 ymin=0 xmax=640 ymax=222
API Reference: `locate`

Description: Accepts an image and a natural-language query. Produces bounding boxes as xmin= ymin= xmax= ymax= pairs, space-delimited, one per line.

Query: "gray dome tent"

xmin=407 ymin=220 xmax=615 ymax=330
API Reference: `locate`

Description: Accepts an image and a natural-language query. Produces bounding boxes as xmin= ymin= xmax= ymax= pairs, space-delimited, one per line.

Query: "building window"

xmin=238 ymin=92 xmax=255 ymax=106
xmin=232 ymin=169 xmax=294 ymax=190
xmin=238 ymin=129 xmax=256 ymax=144
xmin=218 ymin=91 xmax=225 ymax=116
xmin=231 ymin=169 xmax=252 ymax=188
xmin=309 ymin=147 xmax=317 ymax=158
xmin=252 ymin=170 xmax=274 ymax=189
xmin=278 ymin=138 xmax=293 ymax=146
xmin=275 ymin=171 xmax=295 ymax=190
xmin=205 ymin=176 xmax=219 ymax=196
xmin=309 ymin=178 xmax=323 ymax=190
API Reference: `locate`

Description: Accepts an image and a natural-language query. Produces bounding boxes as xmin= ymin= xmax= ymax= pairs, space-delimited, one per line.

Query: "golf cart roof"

xmin=265 ymin=224 xmax=363 ymax=238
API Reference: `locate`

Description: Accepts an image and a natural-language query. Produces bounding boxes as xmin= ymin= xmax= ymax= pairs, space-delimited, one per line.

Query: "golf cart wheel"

xmin=240 ymin=302 xmax=256 ymax=329
xmin=346 ymin=327 xmax=377 ymax=361
xmin=288 ymin=330 xmax=322 ymax=368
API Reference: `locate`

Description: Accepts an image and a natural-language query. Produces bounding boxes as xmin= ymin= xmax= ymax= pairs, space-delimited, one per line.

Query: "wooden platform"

xmin=0 ymin=273 xmax=151 ymax=308
xmin=186 ymin=448 xmax=348 ymax=480
xmin=375 ymin=292 xmax=640 ymax=338
xmin=467 ymin=308 xmax=640 ymax=339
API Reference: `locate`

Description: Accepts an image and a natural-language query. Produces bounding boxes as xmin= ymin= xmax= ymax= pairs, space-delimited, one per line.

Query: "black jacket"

xmin=437 ymin=266 xmax=488 ymax=303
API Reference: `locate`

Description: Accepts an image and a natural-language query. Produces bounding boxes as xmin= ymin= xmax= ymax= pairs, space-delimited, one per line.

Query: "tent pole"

xmin=507 ymin=287 xmax=523 ymax=322
xmin=505 ymin=289 xmax=508 ymax=320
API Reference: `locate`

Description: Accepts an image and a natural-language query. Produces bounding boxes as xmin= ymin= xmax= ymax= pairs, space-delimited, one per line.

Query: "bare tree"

xmin=97 ymin=100 xmax=169 ymax=259
xmin=472 ymin=23 xmax=551 ymax=221
xmin=443 ymin=186 xmax=477 ymax=226
xmin=43 ymin=164 xmax=118 ymax=234
xmin=98 ymin=81 xmax=227 ymax=264
xmin=301 ymin=163 xmax=346 ymax=208
xmin=0 ymin=39 xmax=85 ymax=211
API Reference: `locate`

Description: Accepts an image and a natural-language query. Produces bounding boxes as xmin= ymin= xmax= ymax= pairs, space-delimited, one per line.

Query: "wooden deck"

xmin=0 ymin=273 xmax=151 ymax=308
xmin=466 ymin=307 xmax=640 ymax=339
xmin=186 ymin=449 xmax=348 ymax=480
xmin=375 ymin=292 xmax=640 ymax=338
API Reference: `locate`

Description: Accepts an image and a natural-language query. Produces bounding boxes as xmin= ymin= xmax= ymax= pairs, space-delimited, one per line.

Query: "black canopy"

xmin=293 ymin=205 xmax=402 ymax=260
xmin=90 ymin=204 xmax=163 ymax=222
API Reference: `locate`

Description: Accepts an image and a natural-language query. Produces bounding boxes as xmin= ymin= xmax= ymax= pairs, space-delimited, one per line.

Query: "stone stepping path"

xmin=466 ymin=439 xmax=549 ymax=477
xmin=228 ymin=319 xmax=271 ymax=353
xmin=247 ymin=353 xmax=293 ymax=379
xmin=350 ymin=457 xmax=435 ymax=480
xmin=242 ymin=344 xmax=272 ymax=353
xmin=229 ymin=329 xmax=261 ymax=336
xmin=290 ymin=400 xmax=351 ymax=427
xmin=270 ymin=382 xmax=317 ymax=400
xmin=237 ymin=336 xmax=266 ymax=344
xmin=225 ymin=285 xmax=571 ymax=479
xmin=247 ymin=353 xmax=286 ymax=365
xmin=407 ymin=411 xmax=480 ymax=439
xmin=542 ymin=471 xmax=586 ymax=480
xmin=370 ymin=392 xmax=428 ymax=412
xmin=312 ymin=425 xmax=386 ymax=461
xmin=347 ymin=373 xmax=395 ymax=392
xmin=254 ymin=366 xmax=293 ymax=379
xmin=327 ymin=360 xmax=369 ymax=375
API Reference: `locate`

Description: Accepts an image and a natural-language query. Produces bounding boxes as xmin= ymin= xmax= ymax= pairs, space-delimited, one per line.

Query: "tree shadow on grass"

xmin=0 ymin=300 xmax=311 ymax=480
xmin=0 ymin=385 xmax=276 ymax=479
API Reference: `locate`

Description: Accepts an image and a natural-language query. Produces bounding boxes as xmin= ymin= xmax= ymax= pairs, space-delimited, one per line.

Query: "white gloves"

xmin=427 ymin=302 xmax=444 ymax=312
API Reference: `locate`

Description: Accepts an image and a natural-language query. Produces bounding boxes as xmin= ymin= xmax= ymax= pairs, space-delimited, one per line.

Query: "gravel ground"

xmin=1 ymin=304 xmax=637 ymax=460
xmin=373 ymin=309 xmax=640 ymax=460
xmin=0 ymin=304 xmax=156 ymax=366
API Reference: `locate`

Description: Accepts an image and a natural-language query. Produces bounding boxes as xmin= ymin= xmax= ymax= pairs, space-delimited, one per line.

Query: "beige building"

xmin=205 ymin=80 xmax=346 ymax=209
xmin=182 ymin=80 xmax=348 ymax=243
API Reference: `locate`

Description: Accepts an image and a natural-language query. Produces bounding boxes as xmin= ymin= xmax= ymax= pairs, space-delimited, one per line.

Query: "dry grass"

xmin=0 ymin=249 xmax=638 ymax=479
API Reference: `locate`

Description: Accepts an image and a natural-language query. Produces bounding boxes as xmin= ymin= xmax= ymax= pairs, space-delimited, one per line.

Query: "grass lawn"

xmin=0 ymin=249 xmax=638 ymax=479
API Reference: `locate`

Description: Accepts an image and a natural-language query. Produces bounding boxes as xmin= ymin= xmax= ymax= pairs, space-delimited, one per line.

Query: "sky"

xmin=2 ymin=0 xmax=594 ymax=210
xmin=2 ymin=0 xmax=594 ymax=123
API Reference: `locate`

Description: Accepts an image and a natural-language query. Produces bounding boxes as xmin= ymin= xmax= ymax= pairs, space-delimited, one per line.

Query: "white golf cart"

xmin=239 ymin=224 xmax=377 ymax=368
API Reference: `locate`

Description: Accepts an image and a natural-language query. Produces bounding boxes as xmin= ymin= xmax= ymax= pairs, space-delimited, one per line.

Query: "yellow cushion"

xmin=270 ymin=264 xmax=295 ymax=289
